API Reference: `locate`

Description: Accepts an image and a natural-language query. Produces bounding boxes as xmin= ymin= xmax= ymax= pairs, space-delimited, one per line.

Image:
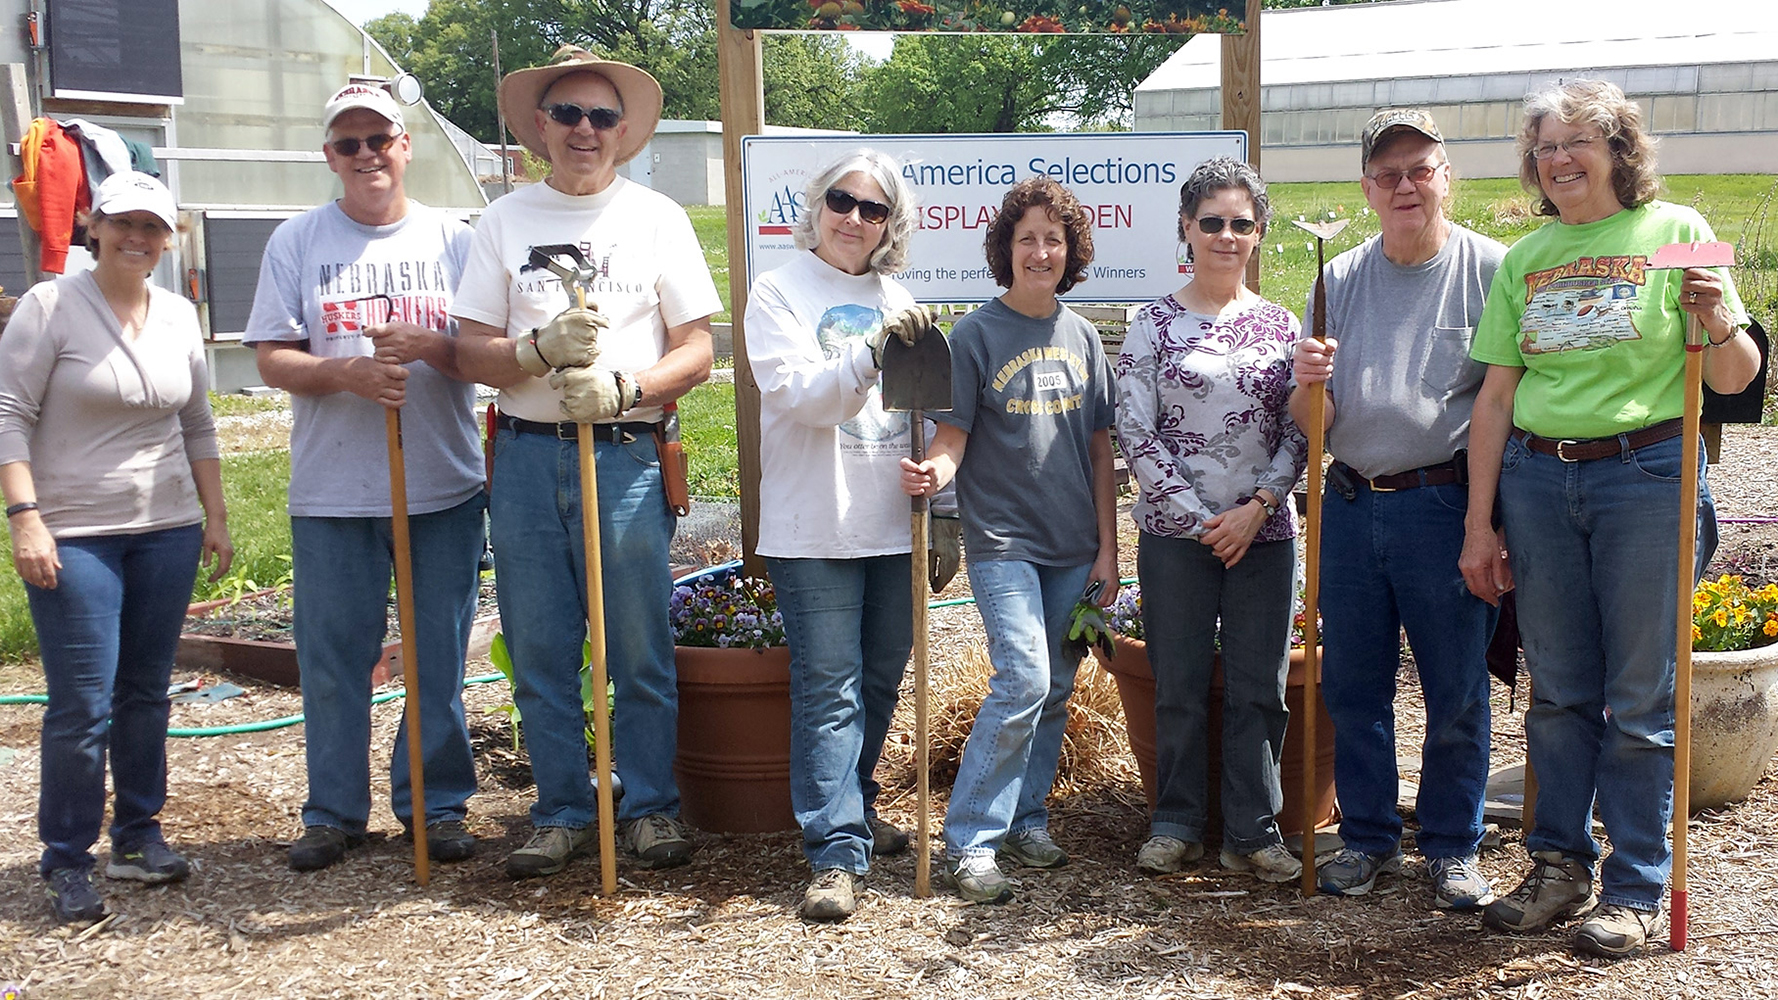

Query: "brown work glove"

xmin=549 ymin=367 xmax=636 ymax=423
xmin=516 ymin=307 xmax=608 ymax=377
xmin=868 ymin=304 xmax=938 ymax=370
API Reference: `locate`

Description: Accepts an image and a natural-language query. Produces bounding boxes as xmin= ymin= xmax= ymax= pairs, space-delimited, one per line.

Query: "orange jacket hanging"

xmin=11 ymin=117 xmax=90 ymax=274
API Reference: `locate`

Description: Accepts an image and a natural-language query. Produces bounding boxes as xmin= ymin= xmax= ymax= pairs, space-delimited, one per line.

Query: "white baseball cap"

xmin=93 ymin=171 xmax=177 ymax=230
xmin=322 ymin=83 xmax=404 ymax=130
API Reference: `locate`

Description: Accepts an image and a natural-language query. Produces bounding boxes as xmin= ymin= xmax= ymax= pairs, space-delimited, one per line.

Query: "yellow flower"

xmin=1713 ymin=608 xmax=1729 ymax=627
xmin=1764 ymin=619 xmax=1778 ymax=637
xmin=1693 ymin=624 xmax=1704 ymax=642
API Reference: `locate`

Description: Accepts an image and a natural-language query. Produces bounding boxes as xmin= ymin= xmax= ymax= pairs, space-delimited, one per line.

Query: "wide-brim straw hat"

xmin=498 ymin=45 xmax=662 ymax=165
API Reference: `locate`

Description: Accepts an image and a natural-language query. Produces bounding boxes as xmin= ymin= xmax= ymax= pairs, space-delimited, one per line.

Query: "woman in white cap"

xmin=0 ymin=170 xmax=233 ymax=923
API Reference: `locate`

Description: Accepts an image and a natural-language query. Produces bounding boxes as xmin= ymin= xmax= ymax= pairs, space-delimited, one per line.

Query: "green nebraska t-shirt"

xmin=1470 ymin=200 xmax=1747 ymax=439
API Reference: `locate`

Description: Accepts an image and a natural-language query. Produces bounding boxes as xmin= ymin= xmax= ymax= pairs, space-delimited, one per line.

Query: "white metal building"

xmin=1134 ymin=0 xmax=1778 ymax=182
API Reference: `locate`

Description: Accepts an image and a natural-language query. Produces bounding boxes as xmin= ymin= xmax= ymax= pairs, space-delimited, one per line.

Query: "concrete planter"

xmin=1690 ymin=642 xmax=1778 ymax=811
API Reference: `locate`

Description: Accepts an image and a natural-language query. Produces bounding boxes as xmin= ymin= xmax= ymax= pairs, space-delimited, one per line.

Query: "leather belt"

xmin=1335 ymin=458 xmax=1464 ymax=492
xmin=1511 ymin=418 xmax=1683 ymax=463
xmin=497 ymin=413 xmax=656 ymax=443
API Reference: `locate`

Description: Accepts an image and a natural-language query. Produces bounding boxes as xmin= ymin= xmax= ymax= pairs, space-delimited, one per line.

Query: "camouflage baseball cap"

xmin=1361 ymin=109 xmax=1444 ymax=169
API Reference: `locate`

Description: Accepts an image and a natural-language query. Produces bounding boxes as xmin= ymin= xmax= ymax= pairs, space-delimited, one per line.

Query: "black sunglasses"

xmin=1196 ymin=215 xmax=1257 ymax=235
xmin=824 ymin=187 xmax=891 ymax=225
xmin=329 ymin=131 xmax=403 ymax=157
xmin=544 ymin=103 xmax=623 ymax=130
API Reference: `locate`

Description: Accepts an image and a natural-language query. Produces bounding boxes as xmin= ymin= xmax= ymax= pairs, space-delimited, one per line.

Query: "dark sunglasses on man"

xmin=329 ymin=132 xmax=403 ymax=157
xmin=824 ymin=187 xmax=891 ymax=225
xmin=544 ymin=103 xmax=624 ymax=130
xmin=1196 ymin=215 xmax=1257 ymax=235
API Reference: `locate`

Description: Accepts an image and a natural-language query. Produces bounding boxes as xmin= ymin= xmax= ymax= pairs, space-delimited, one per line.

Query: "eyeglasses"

xmin=544 ymin=103 xmax=623 ymax=130
xmin=825 ymin=187 xmax=891 ymax=225
xmin=1366 ymin=163 xmax=1442 ymax=189
xmin=329 ymin=132 xmax=403 ymax=157
xmin=1531 ymin=135 xmax=1602 ymax=161
xmin=1196 ymin=215 xmax=1257 ymax=235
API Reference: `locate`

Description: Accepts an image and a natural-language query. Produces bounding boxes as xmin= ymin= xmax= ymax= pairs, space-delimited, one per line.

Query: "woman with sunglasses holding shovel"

xmin=902 ymin=176 xmax=1119 ymax=904
xmin=745 ymin=149 xmax=940 ymax=922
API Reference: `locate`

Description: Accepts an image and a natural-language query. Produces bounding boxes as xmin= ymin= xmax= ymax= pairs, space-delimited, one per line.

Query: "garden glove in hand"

xmin=550 ymin=367 xmax=636 ymax=423
xmin=868 ymin=305 xmax=938 ymax=370
xmin=516 ymin=308 xmax=608 ymax=377
xmin=929 ymin=513 xmax=961 ymax=593
xmin=1063 ymin=585 xmax=1116 ymax=662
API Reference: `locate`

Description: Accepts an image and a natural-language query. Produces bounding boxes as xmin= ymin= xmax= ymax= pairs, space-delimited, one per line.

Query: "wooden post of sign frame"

xmin=1222 ymin=0 xmax=1262 ymax=292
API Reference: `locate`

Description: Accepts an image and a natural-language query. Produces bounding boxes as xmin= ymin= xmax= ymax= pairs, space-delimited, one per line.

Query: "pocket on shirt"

xmin=1419 ymin=325 xmax=1481 ymax=396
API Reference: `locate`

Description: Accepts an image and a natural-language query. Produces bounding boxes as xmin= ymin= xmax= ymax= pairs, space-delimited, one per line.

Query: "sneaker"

xmin=425 ymin=820 xmax=477 ymax=863
xmin=1429 ymin=854 xmax=1496 ymax=910
xmin=1135 ymin=835 xmax=1204 ymax=875
xmin=801 ymin=868 xmax=858 ymax=922
xmin=105 ymin=841 xmax=190 ymax=884
xmin=1222 ymin=843 xmax=1303 ymax=883
xmin=1318 ymin=847 xmax=1404 ymax=896
xmin=944 ymin=854 xmax=1014 ymax=904
xmin=999 ymin=828 xmax=1069 ymax=869
xmin=504 ymin=825 xmax=595 ymax=879
xmin=622 ymin=814 xmax=693 ymax=869
xmin=45 ymin=867 xmax=107 ymax=924
xmin=868 ymin=815 xmax=910 ymax=857
xmin=1482 ymin=851 xmax=1597 ymax=933
xmin=1574 ymin=903 xmax=1664 ymax=958
xmin=288 ymin=826 xmax=365 ymax=872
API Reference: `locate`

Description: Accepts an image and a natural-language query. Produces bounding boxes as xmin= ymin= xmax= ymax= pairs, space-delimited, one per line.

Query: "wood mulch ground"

xmin=1 ymin=428 xmax=1777 ymax=999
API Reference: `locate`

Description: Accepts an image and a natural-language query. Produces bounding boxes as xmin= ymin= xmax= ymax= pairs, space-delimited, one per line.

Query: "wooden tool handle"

xmin=385 ymin=408 xmax=430 ymax=886
xmin=580 ymin=432 xmax=618 ymax=897
xmin=1672 ymin=316 xmax=1704 ymax=949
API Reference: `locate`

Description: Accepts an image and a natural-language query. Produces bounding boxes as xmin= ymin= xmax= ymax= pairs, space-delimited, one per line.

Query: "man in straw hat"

xmin=246 ymin=82 xmax=486 ymax=872
xmin=450 ymin=45 xmax=720 ymax=879
xmin=1289 ymin=109 xmax=1508 ymax=909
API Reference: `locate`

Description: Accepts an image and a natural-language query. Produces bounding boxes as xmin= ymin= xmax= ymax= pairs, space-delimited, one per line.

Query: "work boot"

xmin=944 ymin=854 xmax=1013 ymax=904
xmin=45 ymin=867 xmax=107 ymax=924
xmin=1482 ymin=851 xmax=1597 ymax=933
xmin=622 ymin=814 xmax=694 ymax=869
xmin=1318 ymin=847 xmax=1403 ymax=896
xmin=1135 ymin=835 xmax=1204 ymax=875
xmin=801 ymin=868 xmax=858 ymax=922
xmin=424 ymin=820 xmax=478 ymax=863
xmin=999 ymin=828 xmax=1068 ymax=869
xmin=105 ymin=841 xmax=190 ymax=884
xmin=289 ymin=826 xmax=365 ymax=872
xmin=505 ymin=825 xmax=594 ymax=879
xmin=868 ymin=815 xmax=910 ymax=857
xmin=1429 ymin=854 xmax=1496 ymax=910
xmin=1574 ymin=903 xmax=1664 ymax=958
xmin=1221 ymin=843 xmax=1303 ymax=883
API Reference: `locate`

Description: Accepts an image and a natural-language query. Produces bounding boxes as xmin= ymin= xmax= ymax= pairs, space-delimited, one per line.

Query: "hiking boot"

xmin=1135 ymin=835 xmax=1204 ymax=875
xmin=425 ymin=820 xmax=478 ymax=863
xmin=999 ymin=828 xmax=1069 ymax=869
xmin=105 ymin=841 xmax=190 ymax=884
xmin=288 ymin=826 xmax=365 ymax=872
xmin=1318 ymin=847 xmax=1403 ymax=896
xmin=801 ymin=868 xmax=858 ymax=922
xmin=45 ymin=867 xmax=107 ymax=924
xmin=1429 ymin=854 xmax=1496 ymax=910
xmin=944 ymin=854 xmax=1013 ymax=904
xmin=622 ymin=814 xmax=694 ymax=869
xmin=505 ymin=825 xmax=595 ymax=879
xmin=868 ymin=815 xmax=910 ymax=857
xmin=1482 ymin=851 xmax=1597 ymax=933
xmin=1574 ymin=903 xmax=1664 ymax=958
xmin=1222 ymin=843 xmax=1303 ymax=883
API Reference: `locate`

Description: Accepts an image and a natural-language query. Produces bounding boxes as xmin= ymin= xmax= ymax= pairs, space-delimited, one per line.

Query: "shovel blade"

xmin=882 ymin=331 xmax=953 ymax=413
xmin=1290 ymin=218 xmax=1351 ymax=241
xmin=1649 ymin=241 xmax=1735 ymax=270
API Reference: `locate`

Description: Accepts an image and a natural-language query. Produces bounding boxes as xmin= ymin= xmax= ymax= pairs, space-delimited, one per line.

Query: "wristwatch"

xmin=1250 ymin=491 xmax=1281 ymax=516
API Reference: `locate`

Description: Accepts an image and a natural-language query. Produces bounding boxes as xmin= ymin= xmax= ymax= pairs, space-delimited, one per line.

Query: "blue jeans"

xmin=946 ymin=558 xmax=1091 ymax=859
xmin=1500 ymin=431 xmax=1715 ymax=911
xmin=489 ymin=426 xmax=679 ymax=827
xmin=29 ymin=524 xmax=201 ymax=874
xmin=292 ymin=493 xmax=485 ymax=834
xmin=767 ymin=555 xmax=912 ymax=874
xmin=1140 ymin=533 xmax=1294 ymax=852
xmin=1320 ymin=477 xmax=1495 ymax=859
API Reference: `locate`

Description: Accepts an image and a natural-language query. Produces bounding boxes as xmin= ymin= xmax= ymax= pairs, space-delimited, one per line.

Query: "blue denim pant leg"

xmin=945 ymin=558 xmax=1090 ymax=859
xmin=31 ymin=525 xmax=201 ymax=874
xmin=768 ymin=555 xmax=912 ymax=874
xmin=491 ymin=427 xmax=680 ymax=828
xmin=1501 ymin=433 xmax=1715 ymax=911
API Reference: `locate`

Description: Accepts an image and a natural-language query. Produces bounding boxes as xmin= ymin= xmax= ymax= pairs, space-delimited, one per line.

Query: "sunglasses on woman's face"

xmin=329 ymin=131 xmax=403 ymax=157
xmin=824 ymin=187 xmax=891 ymax=225
xmin=1196 ymin=215 xmax=1257 ymax=235
xmin=544 ymin=103 xmax=623 ymax=130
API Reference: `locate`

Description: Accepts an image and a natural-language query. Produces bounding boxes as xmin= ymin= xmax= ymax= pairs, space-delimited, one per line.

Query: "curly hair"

xmin=1175 ymin=156 xmax=1272 ymax=242
xmin=1517 ymin=79 xmax=1661 ymax=218
xmin=792 ymin=148 xmax=918 ymax=275
xmin=984 ymin=176 xmax=1094 ymax=294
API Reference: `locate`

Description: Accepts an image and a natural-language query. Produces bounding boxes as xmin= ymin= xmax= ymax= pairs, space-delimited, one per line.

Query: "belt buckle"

xmin=556 ymin=422 xmax=575 ymax=441
xmin=1368 ymin=477 xmax=1398 ymax=493
xmin=1555 ymin=439 xmax=1583 ymax=462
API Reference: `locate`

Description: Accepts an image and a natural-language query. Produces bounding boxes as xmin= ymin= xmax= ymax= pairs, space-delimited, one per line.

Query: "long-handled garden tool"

xmin=527 ymin=244 xmax=619 ymax=896
xmin=881 ymin=318 xmax=952 ymax=899
xmin=1647 ymin=239 xmax=1736 ymax=951
xmin=1289 ymin=217 xmax=1349 ymax=897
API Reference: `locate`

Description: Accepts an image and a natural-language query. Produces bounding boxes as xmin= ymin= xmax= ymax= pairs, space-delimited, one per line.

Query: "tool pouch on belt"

xmin=657 ymin=402 xmax=691 ymax=517
xmin=483 ymin=403 xmax=497 ymax=493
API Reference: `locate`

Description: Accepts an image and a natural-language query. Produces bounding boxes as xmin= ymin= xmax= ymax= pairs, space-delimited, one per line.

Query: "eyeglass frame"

xmin=1530 ymin=134 xmax=1604 ymax=161
xmin=542 ymin=103 xmax=624 ymax=131
xmin=328 ymin=131 xmax=405 ymax=157
xmin=1194 ymin=215 xmax=1258 ymax=236
xmin=824 ymin=187 xmax=892 ymax=225
xmin=1365 ymin=161 xmax=1445 ymax=189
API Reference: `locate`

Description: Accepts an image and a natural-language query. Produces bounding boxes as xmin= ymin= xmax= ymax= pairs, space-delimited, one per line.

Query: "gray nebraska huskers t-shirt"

xmin=244 ymin=201 xmax=483 ymax=517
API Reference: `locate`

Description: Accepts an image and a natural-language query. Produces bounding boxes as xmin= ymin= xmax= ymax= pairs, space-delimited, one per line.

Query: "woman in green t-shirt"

xmin=1459 ymin=79 xmax=1759 ymax=958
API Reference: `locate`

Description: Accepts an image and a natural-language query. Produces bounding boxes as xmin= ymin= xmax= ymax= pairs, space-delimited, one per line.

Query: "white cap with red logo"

xmin=322 ymin=83 xmax=404 ymax=130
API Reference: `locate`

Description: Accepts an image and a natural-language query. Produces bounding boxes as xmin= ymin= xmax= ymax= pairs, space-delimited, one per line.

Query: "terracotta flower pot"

xmin=1093 ymin=635 xmax=1337 ymax=836
xmin=673 ymin=644 xmax=797 ymax=833
xmin=1689 ymin=642 xmax=1778 ymax=811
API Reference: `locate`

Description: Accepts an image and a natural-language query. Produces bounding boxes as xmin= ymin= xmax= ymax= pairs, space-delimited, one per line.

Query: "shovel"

xmin=1647 ymin=239 xmax=1735 ymax=951
xmin=1289 ymin=217 xmax=1349 ymax=896
xmin=881 ymin=317 xmax=952 ymax=899
xmin=527 ymin=244 xmax=619 ymax=897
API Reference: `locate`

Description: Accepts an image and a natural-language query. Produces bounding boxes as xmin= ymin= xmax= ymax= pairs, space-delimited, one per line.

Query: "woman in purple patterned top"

xmin=1115 ymin=157 xmax=1308 ymax=882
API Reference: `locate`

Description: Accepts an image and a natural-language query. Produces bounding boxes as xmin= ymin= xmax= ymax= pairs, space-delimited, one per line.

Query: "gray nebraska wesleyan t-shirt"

xmin=1301 ymin=225 xmax=1506 ymax=479
xmin=244 ymin=201 xmax=483 ymax=517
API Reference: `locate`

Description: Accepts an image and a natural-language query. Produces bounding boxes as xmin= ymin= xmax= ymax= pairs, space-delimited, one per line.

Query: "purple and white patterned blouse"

xmin=1115 ymin=293 xmax=1308 ymax=541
